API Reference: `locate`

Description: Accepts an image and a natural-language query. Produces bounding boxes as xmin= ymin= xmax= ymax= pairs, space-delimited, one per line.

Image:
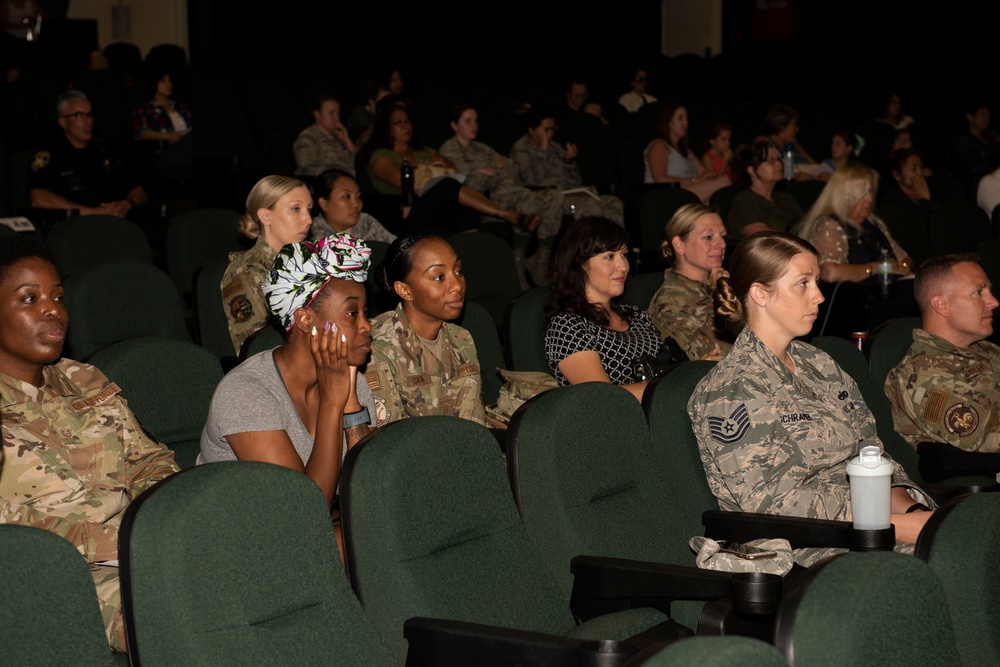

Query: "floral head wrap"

xmin=263 ymin=233 xmax=370 ymax=331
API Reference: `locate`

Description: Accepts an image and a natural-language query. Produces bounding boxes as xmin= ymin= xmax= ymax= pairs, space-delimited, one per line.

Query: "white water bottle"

xmin=877 ymin=248 xmax=893 ymax=297
xmin=782 ymin=144 xmax=795 ymax=181
xmin=846 ymin=445 xmax=893 ymax=530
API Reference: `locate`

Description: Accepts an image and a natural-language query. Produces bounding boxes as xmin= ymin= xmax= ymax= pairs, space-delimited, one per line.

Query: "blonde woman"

xmin=794 ymin=163 xmax=913 ymax=283
xmin=221 ymin=175 xmax=313 ymax=353
xmin=647 ymin=203 xmax=732 ymax=360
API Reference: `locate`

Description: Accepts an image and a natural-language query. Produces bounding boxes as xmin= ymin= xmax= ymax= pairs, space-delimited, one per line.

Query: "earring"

xmin=407 ymin=297 xmax=413 ymax=301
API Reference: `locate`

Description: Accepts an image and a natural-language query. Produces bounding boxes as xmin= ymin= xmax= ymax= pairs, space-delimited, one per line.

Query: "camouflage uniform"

xmin=365 ymin=304 xmax=486 ymax=427
xmin=687 ymin=327 xmax=932 ymax=565
xmin=0 ymin=360 xmax=179 ymax=651
xmin=647 ymin=270 xmax=733 ymax=360
xmin=221 ymin=237 xmax=277 ymax=355
xmin=310 ymin=212 xmax=397 ymax=244
xmin=509 ymin=135 xmax=625 ymax=226
xmin=292 ymin=124 xmax=356 ymax=177
xmin=438 ymin=137 xmax=563 ymax=241
xmin=885 ymin=328 xmax=1000 ymax=452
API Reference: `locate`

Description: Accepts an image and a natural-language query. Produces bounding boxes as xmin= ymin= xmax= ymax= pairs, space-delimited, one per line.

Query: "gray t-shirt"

xmin=197 ymin=348 xmax=376 ymax=465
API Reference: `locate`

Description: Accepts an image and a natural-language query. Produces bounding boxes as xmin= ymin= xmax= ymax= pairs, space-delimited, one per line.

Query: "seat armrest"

xmin=702 ymin=510 xmax=894 ymax=551
xmin=570 ymin=555 xmax=782 ymax=616
xmin=403 ymin=616 xmax=639 ymax=667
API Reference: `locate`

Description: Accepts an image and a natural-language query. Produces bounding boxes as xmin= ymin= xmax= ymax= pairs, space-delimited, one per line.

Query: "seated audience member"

xmin=221 ymin=175 xmax=312 ymax=354
xmin=347 ymin=78 xmax=390 ymax=145
xmin=366 ymin=234 xmax=487 ymax=427
xmin=581 ymin=98 xmax=610 ymax=125
xmin=559 ymin=75 xmax=589 ymax=120
xmin=686 ymin=231 xmax=934 ymax=565
xmin=953 ymin=102 xmax=999 ymax=183
xmin=795 ymin=163 xmax=913 ymax=283
xmin=309 ymin=168 xmax=396 ymax=243
xmin=700 ymin=120 xmax=734 ymax=181
xmin=874 ymin=91 xmax=916 ymax=131
xmin=439 ymin=103 xmax=560 ymax=287
xmin=978 ymin=166 xmax=1000 ymax=219
xmin=810 ymin=128 xmax=856 ymax=181
xmin=361 ymin=100 xmax=533 ymax=236
xmin=28 ymin=90 xmax=148 ymax=218
xmin=648 ymin=203 xmax=732 ymax=360
xmin=643 ymin=103 xmax=732 ymax=204
xmin=510 ymin=106 xmax=625 ymax=226
xmin=0 ymin=235 xmax=179 ymax=651
xmin=200 ymin=234 xmax=375 ymax=563
xmin=880 ymin=148 xmax=936 ymax=215
xmin=885 ymin=254 xmax=1000 ymax=452
xmin=617 ymin=66 xmax=657 ymax=113
xmin=294 ymin=94 xmax=357 ymax=177
xmin=130 ymin=67 xmax=193 ymax=146
xmin=544 ymin=216 xmax=661 ymax=402
xmin=726 ymin=140 xmax=803 ymax=241
xmin=760 ymin=103 xmax=817 ymax=172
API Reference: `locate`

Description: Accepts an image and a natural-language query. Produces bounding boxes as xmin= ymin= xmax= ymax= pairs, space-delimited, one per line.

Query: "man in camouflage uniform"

xmin=365 ymin=303 xmax=486 ymax=427
xmin=688 ymin=326 xmax=933 ymax=565
xmin=293 ymin=94 xmax=357 ymax=177
xmin=509 ymin=115 xmax=625 ymax=228
xmin=885 ymin=253 xmax=1000 ymax=452
xmin=1 ymin=360 xmax=179 ymax=651
xmin=221 ymin=237 xmax=277 ymax=354
xmin=440 ymin=120 xmax=563 ymax=289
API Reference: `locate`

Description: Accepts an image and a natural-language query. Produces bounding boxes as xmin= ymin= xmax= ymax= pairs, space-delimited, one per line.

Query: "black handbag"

xmin=630 ymin=337 xmax=689 ymax=383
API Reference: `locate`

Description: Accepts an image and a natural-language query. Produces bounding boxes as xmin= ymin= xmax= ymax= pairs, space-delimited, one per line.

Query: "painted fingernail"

xmin=341 ymin=334 xmax=347 ymax=342
xmin=323 ymin=320 xmax=331 ymax=331
xmin=331 ymin=323 xmax=337 ymax=332
xmin=311 ymin=326 xmax=317 ymax=336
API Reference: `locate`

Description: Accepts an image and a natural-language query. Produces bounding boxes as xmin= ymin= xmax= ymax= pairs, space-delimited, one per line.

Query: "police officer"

xmin=885 ymin=253 xmax=1000 ymax=452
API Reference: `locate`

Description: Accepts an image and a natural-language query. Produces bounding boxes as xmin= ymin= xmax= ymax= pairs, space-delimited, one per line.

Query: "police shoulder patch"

xmin=31 ymin=151 xmax=50 ymax=172
xmin=708 ymin=403 xmax=751 ymax=445
xmin=945 ymin=403 xmax=978 ymax=437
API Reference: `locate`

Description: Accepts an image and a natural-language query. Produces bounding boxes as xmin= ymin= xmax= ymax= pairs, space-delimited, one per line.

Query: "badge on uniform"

xmin=229 ymin=294 xmax=253 ymax=322
xmin=708 ymin=403 xmax=751 ymax=445
xmin=945 ymin=403 xmax=978 ymax=436
xmin=31 ymin=151 xmax=50 ymax=172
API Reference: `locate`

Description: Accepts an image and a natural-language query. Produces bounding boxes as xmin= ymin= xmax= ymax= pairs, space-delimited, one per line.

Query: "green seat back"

xmin=47 ymin=215 xmax=154 ymax=277
xmin=120 ymin=461 xmax=394 ymax=667
xmin=503 ymin=285 xmax=551 ymax=373
xmin=776 ymin=551 xmax=959 ymax=666
xmin=341 ymin=416 xmax=593 ymax=663
xmin=165 ymin=207 xmax=243 ymax=301
xmin=928 ymin=202 xmax=994 ymax=256
xmin=364 ymin=239 xmax=393 ymax=316
xmin=624 ymin=271 xmax=666 ymax=311
xmin=642 ymin=360 xmax=720 ymax=529
xmin=875 ymin=205 xmax=932 ymax=267
xmin=639 ymin=188 xmax=701 ymax=257
xmin=639 ymin=636 xmax=787 ymax=667
xmin=454 ymin=300 xmax=505 ymax=405
xmin=447 ymin=231 xmax=524 ymax=328
xmin=239 ymin=322 xmax=284 ymax=361
xmin=708 ymin=183 xmax=745 ymax=227
xmin=63 ymin=260 xmax=191 ymax=360
xmin=915 ymin=493 xmax=1000 ymax=664
xmin=0 ymin=525 xmax=117 ymax=666
xmin=782 ymin=179 xmax=826 ymax=214
xmin=192 ymin=255 xmax=237 ymax=361
xmin=87 ymin=337 xmax=224 ymax=469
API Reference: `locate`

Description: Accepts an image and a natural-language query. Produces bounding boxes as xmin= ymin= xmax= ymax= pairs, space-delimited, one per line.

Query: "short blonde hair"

xmin=238 ymin=175 xmax=306 ymax=239
xmin=660 ymin=203 xmax=719 ymax=265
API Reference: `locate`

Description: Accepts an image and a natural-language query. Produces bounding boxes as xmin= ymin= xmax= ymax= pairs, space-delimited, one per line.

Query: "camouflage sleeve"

xmin=648 ymin=287 xmax=716 ymax=360
xmin=221 ymin=262 xmax=271 ymax=355
xmin=365 ymin=346 xmax=406 ymax=427
xmin=119 ymin=396 xmax=179 ymax=497
xmin=887 ymin=363 xmax=1000 ymax=453
xmin=293 ymin=131 xmax=323 ymax=176
xmin=0 ymin=501 xmax=119 ymax=562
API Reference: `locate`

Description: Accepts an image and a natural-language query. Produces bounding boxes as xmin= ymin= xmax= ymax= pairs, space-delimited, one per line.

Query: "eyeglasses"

xmin=390 ymin=119 xmax=412 ymax=127
xmin=633 ymin=76 xmax=648 ymax=82
xmin=61 ymin=111 xmax=94 ymax=121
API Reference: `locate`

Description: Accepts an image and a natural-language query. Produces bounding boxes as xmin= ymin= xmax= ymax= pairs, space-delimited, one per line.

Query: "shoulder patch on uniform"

xmin=31 ymin=151 xmax=50 ymax=172
xmin=229 ymin=294 xmax=253 ymax=322
xmin=923 ymin=390 xmax=948 ymax=422
xmin=373 ymin=395 xmax=388 ymax=426
xmin=364 ymin=369 xmax=381 ymax=391
xmin=945 ymin=403 xmax=978 ymax=436
xmin=708 ymin=403 xmax=751 ymax=445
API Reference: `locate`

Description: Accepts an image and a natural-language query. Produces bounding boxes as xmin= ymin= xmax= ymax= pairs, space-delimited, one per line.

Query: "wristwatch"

xmin=343 ymin=407 xmax=371 ymax=429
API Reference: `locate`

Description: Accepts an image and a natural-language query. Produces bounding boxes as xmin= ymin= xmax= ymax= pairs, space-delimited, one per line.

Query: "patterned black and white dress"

xmin=545 ymin=306 xmax=662 ymax=386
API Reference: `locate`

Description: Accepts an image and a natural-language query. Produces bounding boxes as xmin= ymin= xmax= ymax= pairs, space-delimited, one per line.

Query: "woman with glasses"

xmin=360 ymin=101 xmax=536 ymax=236
xmin=725 ymin=139 xmax=803 ymax=242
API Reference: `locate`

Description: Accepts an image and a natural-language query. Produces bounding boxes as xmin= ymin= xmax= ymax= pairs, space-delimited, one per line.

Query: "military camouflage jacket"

xmin=438 ymin=137 xmax=522 ymax=194
xmin=688 ymin=327 xmax=927 ymax=522
xmin=365 ymin=304 xmax=486 ymax=427
xmin=221 ymin=237 xmax=277 ymax=355
xmin=293 ymin=123 xmax=356 ymax=177
xmin=0 ymin=360 xmax=179 ymax=562
xmin=885 ymin=328 xmax=1000 ymax=452
xmin=509 ymin=135 xmax=582 ymax=189
xmin=647 ymin=270 xmax=733 ymax=360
